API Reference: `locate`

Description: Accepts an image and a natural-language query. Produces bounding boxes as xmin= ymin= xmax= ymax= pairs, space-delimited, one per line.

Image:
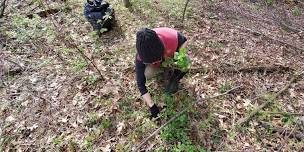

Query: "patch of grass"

xmin=68 ymin=140 xmax=78 ymax=151
xmin=0 ymin=135 xmax=16 ymax=151
xmin=172 ymin=142 xmax=207 ymax=152
xmin=227 ymin=131 xmax=237 ymax=140
xmin=291 ymin=7 xmax=302 ymax=16
xmin=86 ymin=113 xmax=99 ymax=126
xmin=206 ymin=40 xmax=224 ymax=49
xmin=70 ymin=57 xmax=88 ymax=72
xmin=281 ymin=115 xmax=296 ymax=125
xmin=161 ymin=0 xmax=193 ymax=18
xmin=212 ymin=129 xmax=224 ymax=145
xmin=86 ymin=74 xmax=98 ymax=85
xmin=199 ymin=113 xmax=216 ymax=131
xmin=53 ymin=135 xmax=64 ymax=146
xmin=266 ymin=0 xmax=273 ymax=6
xmin=219 ymin=81 xmax=232 ymax=93
xmin=158 ymin=94 xmax=205 ymax=150
xmin=101 ymin=118 xmax=112 ymax=129
xmin=160 ymin=113 xmax=190 ymax=143
xmin=83 ymin=133 xmax=95 ymax=151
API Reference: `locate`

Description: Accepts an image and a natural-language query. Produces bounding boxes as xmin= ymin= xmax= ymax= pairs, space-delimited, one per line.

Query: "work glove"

xmin=149 ymin=104 xmax=160 ymax=119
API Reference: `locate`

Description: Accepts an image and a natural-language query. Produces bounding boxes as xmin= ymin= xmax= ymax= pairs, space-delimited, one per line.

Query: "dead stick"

xmin=259 ymin=111 xmax=304 ymax=116
xmin=134 ymin=86 xmax=241 ymax=151
xmin=182 ymin=0 xmax=190 ymax=23
xmin=260 ymin=121 xmax=304 ymax=141
xmin=237 ymin=71 xmax=304 ymax=126
xmin=233 ymin=23 xmax=304 ymax=52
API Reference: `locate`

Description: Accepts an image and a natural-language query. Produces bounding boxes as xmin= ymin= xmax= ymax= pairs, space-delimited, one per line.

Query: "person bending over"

xmin=135 ymin=27 xmax=188 ymax=118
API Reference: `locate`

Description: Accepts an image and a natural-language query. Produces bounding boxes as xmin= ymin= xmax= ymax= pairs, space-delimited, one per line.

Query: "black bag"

xmin=84 ymin=0 xmax=114 ymax=33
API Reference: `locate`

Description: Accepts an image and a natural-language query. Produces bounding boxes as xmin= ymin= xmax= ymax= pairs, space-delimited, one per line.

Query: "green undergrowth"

xmin=130 ymin=0 xmax=193 ymax=25
xmin=154 ymin=91 xmax=207 ymax=151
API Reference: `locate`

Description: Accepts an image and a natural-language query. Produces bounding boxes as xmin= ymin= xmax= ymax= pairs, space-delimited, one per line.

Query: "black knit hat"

xmin=136 ymin=28 xmax=164 ymax=64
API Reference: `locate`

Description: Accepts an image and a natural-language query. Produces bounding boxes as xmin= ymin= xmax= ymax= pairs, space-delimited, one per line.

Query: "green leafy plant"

xmin=291 ymin=7 xmax=302 ymax=16
xmin=83 ymin=133 xmax=95 ymax=151
xmin=86 ymin=113 xmax=99 ymax=126
xmin=162 ymin=48 xmax=191 ymax=72
xmin=86 ymin=75 xmax=98 ymax=85
xmin=219 ymin=81 xmax=232 ymax=93
xmin=101 ymin=118 xmax=112 ymax=129
xmin=70 ymin=57 xmax=88 ymax=72
xmin=199 ymin=113 xmax=215 ymax=131
xmin=266 ymin=0 xmax=273 ymax=6
xmin=172 ymin=142 xmax=207 ymax=152
xmin=174 ymin=48 xmax=191 ymax=71
xmin=53 ymin=135 xmax=64 ymax=146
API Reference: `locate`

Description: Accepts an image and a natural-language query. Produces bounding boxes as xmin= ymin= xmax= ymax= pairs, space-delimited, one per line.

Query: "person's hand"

xmin=149 ymin=104 xmax=160 ymax=119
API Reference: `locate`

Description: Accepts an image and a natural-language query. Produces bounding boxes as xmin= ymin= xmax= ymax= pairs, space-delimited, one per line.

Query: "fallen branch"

xmin=260 ymin=121 xmax=304 ymax=140
xmin=237 ymin=24 xmax=304 ymax=52
xmin=134 ymin=86 xmax=241 ymax=151
xmin=0 ymin=0 xmax=7 ymax=18
xmin=27 ymin=8 xmax=59 ymax=18
xmin=237 ymin=71 xmax=304 ymax=126
xmin=259 ymin=111 xmax=304 ymax=116
xmin=4 ymin=57 xmax=24 ymax=70
xmin=229 ymin=65 xmax=294 ymax=73
xmin=182 ymin=0 xmax=190 ymax=23
xmin=277 ymin=20 xmax=303 ymax=34
xmin=190 ymin=65 xmax=294 ymax=74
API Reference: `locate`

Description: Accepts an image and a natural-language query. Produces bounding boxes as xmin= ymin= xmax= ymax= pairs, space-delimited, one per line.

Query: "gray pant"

xmin=144 ymin=65 xmax=160 ymax=79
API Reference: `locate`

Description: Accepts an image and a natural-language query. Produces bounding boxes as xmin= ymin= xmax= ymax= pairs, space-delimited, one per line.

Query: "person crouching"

xmin=135 ymin=27 xmax=189 ymax=119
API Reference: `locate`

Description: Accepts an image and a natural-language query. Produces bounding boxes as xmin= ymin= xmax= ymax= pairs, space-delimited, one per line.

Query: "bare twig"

xmin=0 ymin=0 xmax=7 ymax=18
xmin=182 ymin=0 xmax=190 ymax=23
xmin=134 ymin=86 xmax=241 ymax=151
xmin=190 ymin=65 xmax=294 ymax=74
xmin=237 ymin=71 xmax=304 ymax=126
xmin=278 ymin=118 xmax=299 ymax=151
xmin=260 ymin=121 xmax=304 ymax=141
xmin=235 ymin=24 xmax=304 ymax=52
xmin=4 ymin=57 xmax=24 ymax=70
xmin=259 ymin=111 xmax=304 ymax=116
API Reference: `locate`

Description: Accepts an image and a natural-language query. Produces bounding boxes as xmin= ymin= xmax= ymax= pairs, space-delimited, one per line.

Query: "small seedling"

xmin=86 ymin=75 xmax=98 ymax=85
xmin=53 ymin=135 xmax=64 ymax=146
xmin=266 ymin=0 xmax=273 ymax=6
xmin=70 ymin=57 xmax=87 ymax=72
xmin=219 ymin=81 xmax=232 ymax=93
xmin=101 ymin=118 xmax=111 ymax=129
xmin=84 ymin=133 xmax=95 ymax=151
xmin=291 ymin=7 xmax=302 ymax=16
xmin=86 ymin=113 xmax=99 ymax=126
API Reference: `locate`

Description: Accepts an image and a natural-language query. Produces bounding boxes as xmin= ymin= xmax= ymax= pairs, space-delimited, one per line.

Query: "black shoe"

xmin=165 ymin=69 xmax=187 ymax=94
xmin=165 ymin=78 xmax=179 ymax=94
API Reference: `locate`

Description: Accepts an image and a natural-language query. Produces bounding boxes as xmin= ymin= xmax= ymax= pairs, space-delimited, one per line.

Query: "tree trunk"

xmin=123 ymin=0 xmax=131 ymax=8
xmin=0 ymin=0 xmax=7 ymax=18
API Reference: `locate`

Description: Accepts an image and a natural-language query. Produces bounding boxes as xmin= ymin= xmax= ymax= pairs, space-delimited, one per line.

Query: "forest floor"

xmin=1 ymin=0 xmax=304 ymax=151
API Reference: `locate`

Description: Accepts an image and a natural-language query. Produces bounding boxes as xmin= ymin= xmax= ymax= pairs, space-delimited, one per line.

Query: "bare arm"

xmin=142 ymin=92 xmax=154 ymax=107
